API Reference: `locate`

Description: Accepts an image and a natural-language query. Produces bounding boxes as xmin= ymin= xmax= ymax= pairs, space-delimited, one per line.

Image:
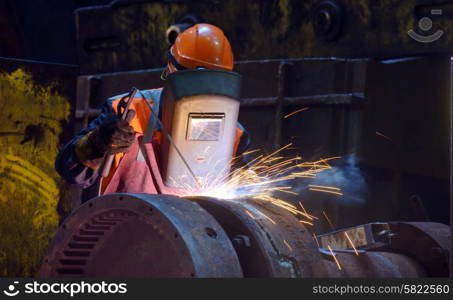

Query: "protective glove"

xmin=75 ymin=111 xmax=135 ymax=168
xmin=94 ymin=113 xmax=135 ymax=155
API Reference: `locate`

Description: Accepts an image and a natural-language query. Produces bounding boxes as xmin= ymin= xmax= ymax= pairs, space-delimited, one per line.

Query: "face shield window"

xmin=186 ymin=113 xmax=225 ymax=141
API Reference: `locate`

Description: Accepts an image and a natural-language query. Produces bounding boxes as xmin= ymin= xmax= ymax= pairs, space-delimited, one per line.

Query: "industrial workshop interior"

xmin=0 ymin=0 xmax=452 ymax=287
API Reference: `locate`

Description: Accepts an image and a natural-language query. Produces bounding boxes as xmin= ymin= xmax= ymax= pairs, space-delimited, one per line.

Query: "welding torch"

xmin=98 ymin=87 xmax=139 ymax=178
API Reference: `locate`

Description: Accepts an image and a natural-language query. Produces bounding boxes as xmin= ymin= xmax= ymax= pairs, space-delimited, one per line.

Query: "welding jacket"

xmin=55 ymin=88 xmax=250 ymax=189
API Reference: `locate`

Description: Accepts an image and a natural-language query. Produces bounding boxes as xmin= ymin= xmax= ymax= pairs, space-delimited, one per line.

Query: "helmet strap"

xmin=167 ymin=49 xmax=188 ymax=71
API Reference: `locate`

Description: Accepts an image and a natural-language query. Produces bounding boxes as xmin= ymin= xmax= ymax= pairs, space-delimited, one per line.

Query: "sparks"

xmin=308 ymin=184 xmax=341 ymax=191
xmin=261 ymin=213 xmax=276 ymax=225
xmin=375 ymin=131 xmax=392 ymax=141
xmin=299 ymin=220 xmax=314 ymax=226
xmin=327 ymin=245 xmax=342 ymax=270
xmin=283 ymin=107 xmax=309 ymax=119
xmin=176 ymin=144 xmax=340 ymax=227
xmin=309 ymin=188 xmax=343 ymax=196
xmin=283 ymin=239 xmax=293 ymax=251
xmin=244 ymin=209 xmax=255 ymax=219
xmin=343 ymin=232 xmax=359 ymax=255
xmin=298 ymin=201 xmax=318 ymax=220
xmin=322 ymin=211 xmax=335 ymax=230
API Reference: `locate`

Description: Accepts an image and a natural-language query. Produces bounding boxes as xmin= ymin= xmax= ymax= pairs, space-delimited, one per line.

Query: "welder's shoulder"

xmin=138 ymin=88 xmax=163 ymax=102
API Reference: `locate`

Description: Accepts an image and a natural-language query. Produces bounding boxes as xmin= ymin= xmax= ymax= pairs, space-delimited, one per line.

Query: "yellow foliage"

xmin=0 ymin=69 xmax=70 ymax=276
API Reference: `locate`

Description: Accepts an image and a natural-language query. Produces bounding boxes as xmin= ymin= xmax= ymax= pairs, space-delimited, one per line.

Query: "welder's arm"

xmin=55 ymin=101 xmax=112 ymax=188
xmin=55 ymin=100 xmax=134 ymax=188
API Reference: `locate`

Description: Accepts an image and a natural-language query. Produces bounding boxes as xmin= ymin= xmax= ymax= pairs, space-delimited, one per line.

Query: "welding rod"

xmin=99 ymin=87 xmax=139 ymax=179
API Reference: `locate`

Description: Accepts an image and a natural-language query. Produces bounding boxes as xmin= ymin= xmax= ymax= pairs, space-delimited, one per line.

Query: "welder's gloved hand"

xmin=95 ymin=112 xmax=135 ymax=155
xmin=74 ymin=111 xmax=135 ymax=169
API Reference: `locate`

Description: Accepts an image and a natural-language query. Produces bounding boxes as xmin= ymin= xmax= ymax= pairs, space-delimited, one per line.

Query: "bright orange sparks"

xmin=343 ymin=232 xmax=359 ymax=255
xmin=299 ymin=220 xmax=314 ymax=226
xmin=244 ymin=209 xmax=255 ymax=219
xmin=283 ymin=239 xmax=293 ymax=251
xmin=312 ymin=233 xmax=320 ymax=248
xmin=327 ymin=245 xmax=342 ymax=270
xmin=322 ymin=211 xmax=335 ymax=230
xmin=298 ymin=201 xmax=318 ymax=220
xmin=262 ymin=213 xmax=276 ymax=225
xmin=283 ymin=107 xmax=309 ymax=119
xmin=178 ymin=145 xmax=340 ymax=224
xmin=308 ymin=184 xmax=341 ymax=191
xmin=309 ymin=188 xmax=343 ymax=196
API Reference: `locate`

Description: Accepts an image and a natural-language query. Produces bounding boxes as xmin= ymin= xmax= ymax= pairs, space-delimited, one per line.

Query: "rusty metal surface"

xmin=39 ymin=193 xmax=243 ymax=278
xmin=185 ymin=196 xmax=329 ymax=278
xmin=185 ymin=196 xmax=434 ymax=278
xmin=318 ymin=225 xmax=368 ymax=250
xmin=385 ymin=222 xmax=450 ymax=277
xmin=39 ymin=193 xmax=446 ymax=278
xmin=321 ymin=251 xmax=426 ymax=278
xmin=317 ymin=221 xmax=451 ymax=277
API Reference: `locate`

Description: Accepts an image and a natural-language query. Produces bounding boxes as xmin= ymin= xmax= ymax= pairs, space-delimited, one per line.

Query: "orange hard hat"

xmin=169 ymin=23 xmax=234 ymax=71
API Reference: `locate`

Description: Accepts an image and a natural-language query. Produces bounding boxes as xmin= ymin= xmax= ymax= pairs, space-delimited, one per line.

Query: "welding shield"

xmin=160 ymin=69 xmax=241 ymax=188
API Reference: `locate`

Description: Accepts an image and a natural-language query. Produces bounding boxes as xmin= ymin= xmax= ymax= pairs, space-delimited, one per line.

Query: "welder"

xmin=55 ymin=23 xmax=249 ymax=195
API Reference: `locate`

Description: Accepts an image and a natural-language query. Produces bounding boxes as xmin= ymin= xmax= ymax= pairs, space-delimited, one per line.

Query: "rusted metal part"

xmin=39 ymin=193 xmax=243 ymax=278
xmin=320 ymin=251 xmax=426 ymax=278
xmin=184 ymin=196 xmax=330 ymax=278
xmin=386 ymin=222 xmax=450 ymax=277
xmin=317 ymin=222 xmax=451 ymax=277
xmin=184 ymin=196 xmax=435 ymax=278
xmin=40 ymin=193 xmax=448 ymax=278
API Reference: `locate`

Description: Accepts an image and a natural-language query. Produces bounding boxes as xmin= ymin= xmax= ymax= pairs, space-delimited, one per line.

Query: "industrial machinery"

xmin=39 ymin=193 xmax=450 ymax=278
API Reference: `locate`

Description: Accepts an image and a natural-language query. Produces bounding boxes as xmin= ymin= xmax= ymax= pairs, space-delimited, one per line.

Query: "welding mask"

xmin=160 ymin=68 xmax=241 ymax=188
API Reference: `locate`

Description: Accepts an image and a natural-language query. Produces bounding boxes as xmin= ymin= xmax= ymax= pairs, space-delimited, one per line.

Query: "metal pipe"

xmin=40 ymin=193 xmax=450 ymax=278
